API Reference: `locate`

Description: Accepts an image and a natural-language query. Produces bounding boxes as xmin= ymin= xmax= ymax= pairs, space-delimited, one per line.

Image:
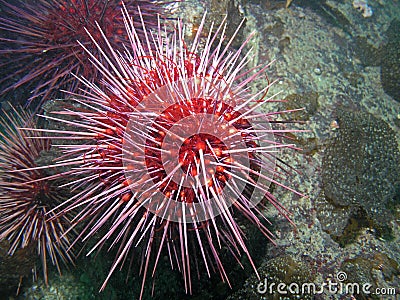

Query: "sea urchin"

xmin=0 ymin=105 xmax=75 ymax=284
xmin=37 ymin=7 xmax=305 ymax=299
xmin=0 ymin=0 xmax=172 ymax=106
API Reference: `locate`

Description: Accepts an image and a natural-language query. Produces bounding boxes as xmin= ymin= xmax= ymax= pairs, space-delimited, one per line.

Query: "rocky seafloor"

xmin=2 ymin=0 xmax=400 ymax=299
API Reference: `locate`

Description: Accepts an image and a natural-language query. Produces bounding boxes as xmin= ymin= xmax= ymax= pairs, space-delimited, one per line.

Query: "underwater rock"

xmin=295 ymin=0 xmax=352 ymax=32
xmin=0 ymin=240 xmax=35 ymax=296
xmin=315 ymin=191 xmax=354 ymax=238
xmin=354 ymin=36 xmax=380 ymax=67
xmin=341 ymin=253 xmax=399 ymax=299
xmin=227 ymin=255 xmax=315 ymax=300
xmin=381 ymin=19 xmax=400 ymax=102
xmin=322 ymin=109 xmax=400 ymax=228
xmin=283 ymin=92 xmax=320 ymax=121
xmin=355 ymin=19 xmax=400 ymax=102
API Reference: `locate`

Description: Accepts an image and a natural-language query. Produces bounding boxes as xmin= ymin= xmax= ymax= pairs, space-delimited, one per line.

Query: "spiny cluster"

xmin=0 ymin=0 xmax=171 ymax=104
xmin=0 ymin=106 xmax=74 ymax=284
xmin=0 ymin=2 xmax=305 ymax=299
xmin=34 ymin=8 xmax=304 ymax=299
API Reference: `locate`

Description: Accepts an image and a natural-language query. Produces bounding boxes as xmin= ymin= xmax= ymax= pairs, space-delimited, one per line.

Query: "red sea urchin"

xmin=0 ymin=0 xmax=172 ymax=106
xmin=0 ymin=106 xmax=75 ymax=284
xmin=39 ymin=7 xmax=306 ymax=299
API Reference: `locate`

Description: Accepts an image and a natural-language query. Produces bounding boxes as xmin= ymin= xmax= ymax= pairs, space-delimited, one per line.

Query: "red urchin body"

xmin=0 ymin=106 xmax=75 ymax=284
xmin=0 ymin=0 xmax=172 ymax=106
xmin=38 ymin=9 xmax=306 ymax=299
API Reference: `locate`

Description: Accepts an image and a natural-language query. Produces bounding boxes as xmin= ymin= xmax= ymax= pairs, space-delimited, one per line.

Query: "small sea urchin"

xmin=0 ymin=0 xmax=172 ymax=105
xmin=0 ymin=106 xmax=75 ymax=284
xmin=38 ymin=7 xmax=305 ymax=299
